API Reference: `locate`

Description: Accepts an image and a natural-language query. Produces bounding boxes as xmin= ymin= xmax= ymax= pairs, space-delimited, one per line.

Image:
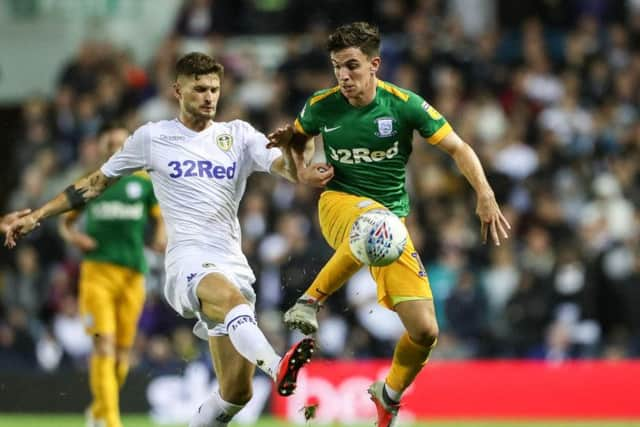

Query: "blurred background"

xmin=1 ymin=0 xmax=640 ymax=424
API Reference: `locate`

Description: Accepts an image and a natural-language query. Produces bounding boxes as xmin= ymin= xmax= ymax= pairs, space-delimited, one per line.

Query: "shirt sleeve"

xmin=407 ymin=93 xmax=453 ymax=145
xmin=101 ymin=124 xmax=150 ymax=177
xmin=239 ymin=121 xmax=282 ymax=173
xmin=148 ymin=185 xmax=161 ymax=219
xmin=294 ymin=96 xmax=322 ymax=136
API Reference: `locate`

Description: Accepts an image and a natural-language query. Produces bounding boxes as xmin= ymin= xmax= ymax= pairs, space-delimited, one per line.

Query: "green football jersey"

xmin=82 ymin=172 xmax=158 ymax=273
xmin=295 ymin=80 xmax=452 ymax=217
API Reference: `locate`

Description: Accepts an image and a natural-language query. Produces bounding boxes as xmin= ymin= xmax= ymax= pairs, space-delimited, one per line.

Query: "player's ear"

xmin=173 ymin=82 xmax=181 ymax=99
xmin=370 ymin=57 xmax=381 ymax=75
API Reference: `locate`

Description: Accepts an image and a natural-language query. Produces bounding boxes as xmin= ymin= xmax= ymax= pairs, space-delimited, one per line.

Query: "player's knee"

xmin=116 ymin=347 xmax=130 ymax=363
xmin=409 ymin=321 xmax=439 ymax=348
xmin=219 ymin=382 xmax=252 ymax=405
xmin=199 ymin=280 xmax=248 ymax=314
xmin=199 ymin=286 xmax=248 ymax=323
xmin=93 ymin=334 xmax=116 ymax=356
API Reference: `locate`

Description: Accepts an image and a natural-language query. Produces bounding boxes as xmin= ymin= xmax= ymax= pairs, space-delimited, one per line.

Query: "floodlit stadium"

xmin=1 ymin=1 xmax=639 ymax=427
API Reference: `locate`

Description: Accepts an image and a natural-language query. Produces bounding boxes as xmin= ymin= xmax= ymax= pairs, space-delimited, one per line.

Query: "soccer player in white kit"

xmin=4 ymin=52 xmax=330 ymax=427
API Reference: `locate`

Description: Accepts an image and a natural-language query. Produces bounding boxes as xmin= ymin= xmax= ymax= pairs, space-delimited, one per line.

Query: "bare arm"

xmin=267 ymin=125 xmax=333 ymax=187
xmin=58 ymin=210 xmax=80 ymax=241
xmin=437 ymin=131 xmax=510 ymax=245
xmin=150 ymin=207 xmax=167 ymax=252
xmin=0 ymin=209 xmax=31 ymax=234
xmin=5 ymin=169 xmax=117 ymax=248
xmin=270 ymin=149 xmax=299 ymax=183
xmin=58 ymin=210 xmax=97 ymax=252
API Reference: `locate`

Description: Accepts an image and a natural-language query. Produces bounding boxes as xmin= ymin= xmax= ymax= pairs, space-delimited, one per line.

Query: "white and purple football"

xmin=349 ymin=210 xmax=407 ymax=266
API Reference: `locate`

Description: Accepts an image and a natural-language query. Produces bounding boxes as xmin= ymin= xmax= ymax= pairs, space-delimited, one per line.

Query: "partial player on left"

xmin=59 ymin=122 xmax=165 ymax=427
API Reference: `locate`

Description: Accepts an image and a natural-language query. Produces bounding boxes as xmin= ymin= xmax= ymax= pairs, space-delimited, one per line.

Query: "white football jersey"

xmin=101 ymin=118 xmax=281 ymax=266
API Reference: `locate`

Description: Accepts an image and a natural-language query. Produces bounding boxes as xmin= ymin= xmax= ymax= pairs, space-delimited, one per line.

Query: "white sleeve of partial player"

xmin=101 ymin=124 xmax=151 ymax=177
xmin=243 ymin=122 xmax=282 ymax=173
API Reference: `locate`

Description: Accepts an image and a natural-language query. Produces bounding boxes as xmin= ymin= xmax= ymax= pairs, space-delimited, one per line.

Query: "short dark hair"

xmin=98 ymin=119 xmax=127 ymax=136
xmin=174 ymin=52 xmax=224 ymax=80
xmin=327 ymin=22 xmax=381 ymax=58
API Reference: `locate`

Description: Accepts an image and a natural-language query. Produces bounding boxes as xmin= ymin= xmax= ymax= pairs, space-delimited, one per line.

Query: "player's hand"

xmin=476 ymin=193 xmax=510 ymax=246
xmin=298 ymin=163 xmax=334 ymax=188
xmin=0 ymin=209 xmax=31 ymax=234
xmin=4 ymin=211 xmax=41 ymax=248
xmin=267 ymin=125 xmax=294 ymax=150
xmin=67 ymin=232 xmax=98 ymax=252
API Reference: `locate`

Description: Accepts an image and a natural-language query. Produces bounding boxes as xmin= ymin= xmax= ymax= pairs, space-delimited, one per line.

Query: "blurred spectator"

xmin=444 ymin=271 xmax=488 ymax=357
xmin=172 ymin=0 xmax=241 ymax=37
xmin=52 ymin=294 xmax=92 ymax=365
xmin=4 ymin=0 xmax=640 ymax=373
xmin=2 ymin=244 xmax=43 ymax=317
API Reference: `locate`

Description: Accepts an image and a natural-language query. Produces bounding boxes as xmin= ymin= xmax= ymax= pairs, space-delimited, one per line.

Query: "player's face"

xmin=174 ymin=73 xmax=221 ymax=120
xmin=99 ymin=128 xmax=129 ymax=158
xmin=330 ymin=47 xmax=380 ymax=104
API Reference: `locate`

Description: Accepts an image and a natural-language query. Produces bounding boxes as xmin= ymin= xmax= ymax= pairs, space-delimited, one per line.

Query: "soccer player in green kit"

xmin=268 ymin=22 xmax=511 ymax=427
xmin=58 ymin=123 xmax=165 ymax=427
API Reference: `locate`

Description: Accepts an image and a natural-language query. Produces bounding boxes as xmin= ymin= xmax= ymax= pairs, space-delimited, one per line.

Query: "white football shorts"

xmin=164 ymin=247 xmax=257 ymax=340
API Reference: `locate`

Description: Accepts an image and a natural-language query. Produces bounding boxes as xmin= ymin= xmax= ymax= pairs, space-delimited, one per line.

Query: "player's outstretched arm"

xmin=150 ymin=211 xmax=167 ymax=252
xmin=268 ymin=125 xmax=334 ymax=187
xmin=4 ymin=169 xmax=117 ymax=248
xmin=0 ymin=209 xmax=31 ymax=234
xmin=58 ymin=210 xmax=97 ymax=252
xmin=436 ymin=131 xmax=511 ymax=246
xmin=271 ymin=147 xmax=300 ymax=183
xmin=267 ymin=124 xmax=312 ymax=156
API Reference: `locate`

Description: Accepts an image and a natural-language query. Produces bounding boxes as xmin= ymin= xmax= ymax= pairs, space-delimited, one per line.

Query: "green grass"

xmin=0 ymin=415 xmax=639 ymax=427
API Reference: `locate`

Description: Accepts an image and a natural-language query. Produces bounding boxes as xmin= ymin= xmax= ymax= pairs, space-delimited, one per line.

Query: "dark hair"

xmin=327 ymin=22 xmax=381 ymax=57
xmin=174 ymin=52 xmax=224 ymax=80
xmin=98 ymin=119 xmax=127 ymax=136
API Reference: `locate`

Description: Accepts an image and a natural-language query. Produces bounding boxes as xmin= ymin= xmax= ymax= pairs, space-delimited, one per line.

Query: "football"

xmin=349 ymin=210 xmax=408 ymax=266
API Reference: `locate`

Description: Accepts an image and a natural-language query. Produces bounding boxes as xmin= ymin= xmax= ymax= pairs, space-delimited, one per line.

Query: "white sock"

xmin=224 ymin=304 xmax=281 ymax=380
xmin=189 ymin=390 xmax=244 ymax=427
xmin=384 ymin=383 xmax=402 ymax=402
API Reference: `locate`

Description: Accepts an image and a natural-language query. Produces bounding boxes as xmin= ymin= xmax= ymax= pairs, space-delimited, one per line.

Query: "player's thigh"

xmin=196 ymin=272 xmax=252 ymax=323
xmin=370 ymin=236 xmax=433 ymax=310
xmin=208 ymin=335 xmax=255 ymax=404
xmin=115 ymin=270 xmax=146 ymax=348
xmin=318 ymin=190 xmax=385 ymax=248
xmin=79 ymin=260 xmax=118 ymax=337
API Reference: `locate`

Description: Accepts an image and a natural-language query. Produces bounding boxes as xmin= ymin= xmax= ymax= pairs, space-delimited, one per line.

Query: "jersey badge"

xmin=126 ymin=181 xmax=143 ymax=199
xmin=216 ymin=133 xmax=233 ymax=151
xmin=375 ymin=117 xmax=397 ymax=137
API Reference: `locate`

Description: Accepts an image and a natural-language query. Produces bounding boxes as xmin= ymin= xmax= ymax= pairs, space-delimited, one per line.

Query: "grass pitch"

xmin=0 ymin=415 xmax=638 ymax=427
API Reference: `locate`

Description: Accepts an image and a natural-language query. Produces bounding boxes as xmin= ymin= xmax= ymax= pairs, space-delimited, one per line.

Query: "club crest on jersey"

xmin=216 ymin=134 xmax=233 ymax=151
xmin=375 ymin=117 xmax=396 ymax=137
xmin=126 ymin=181 xmax=143 ymax=199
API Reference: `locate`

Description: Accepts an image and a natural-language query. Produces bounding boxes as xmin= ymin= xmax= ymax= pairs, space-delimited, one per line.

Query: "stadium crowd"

xmin=1 ymin=0 xmax=640 ymax=375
